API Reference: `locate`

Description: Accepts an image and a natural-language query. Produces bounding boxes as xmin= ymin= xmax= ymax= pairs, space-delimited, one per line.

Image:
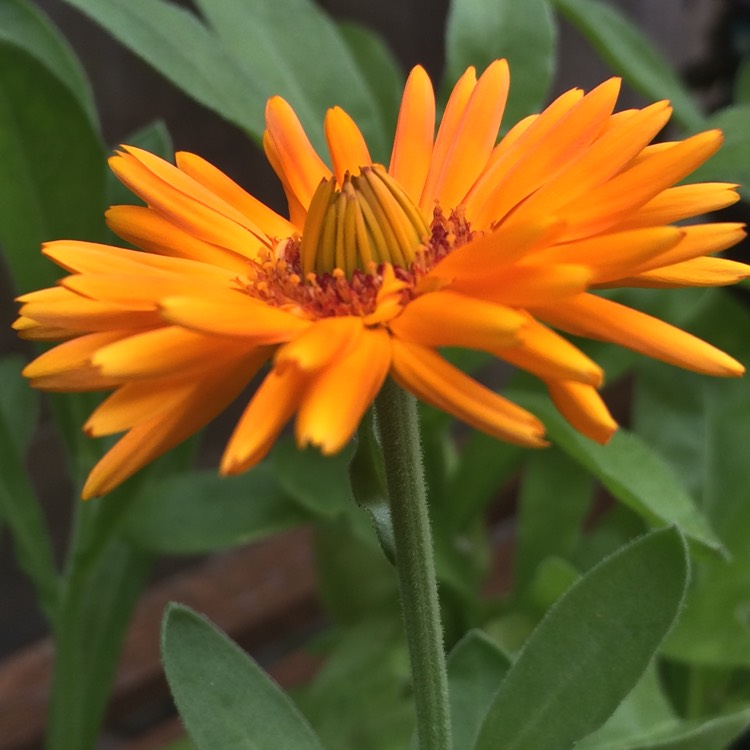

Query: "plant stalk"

xmin=374 ymin=378 xmax=452 ymax=750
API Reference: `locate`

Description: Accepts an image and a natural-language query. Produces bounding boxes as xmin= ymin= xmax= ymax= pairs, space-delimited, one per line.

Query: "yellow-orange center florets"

xmin=242 ymin=167 xmax=477 ymax=320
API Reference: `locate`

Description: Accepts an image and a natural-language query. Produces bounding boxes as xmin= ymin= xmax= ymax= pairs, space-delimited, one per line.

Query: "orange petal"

xmin=613 ymin=256 xmax=750 ymax=288
xmin=547 ymin=380 xmax=617 ymax=444
xmin=419 ymin=66 xmax=477 ymax=211
xmin=221 ymin=362 xmax=310 ymax=475
xmin=621 ymin=223 xmax=747 ymax=271
xmin=426 ymin=60 xmax=510 ymax=210
xmin=474 ymin=78 xmax=622 ymax=227
xmin=175 ymin=151 xmax=295 ymax=239
xmin=391 ymin=340 xmax=547 ymax=447
xmin=23 ymin=330 xmax=127 ymax=379
xmin=426 ymin=216 xmax=566 ymax=281
xmin=389 ymin=289 xmax=524 ymax=350
xmin=450 ymin=263 xmax=592 ymax=307
xmin=82 ymin=354 xmax=262 ymax=498
xmin=263 ymin=130 xmax=309 ymax=229
xmin=110 ymin=147 xmax=269 ymax=252
xmin=530 ymin=226 xmax=685 ymax=283
xmin=43 ymin=240 xmax=238 ymax=280
xmin=264 ymin=96 xmax=332 ymax=211
xmin=497 ymin=100 xmax=672 ymax=234
xmin=534 ymin=293 xmax=744 ymax=377
xmin=275 ymin=315 xmax=363 ymax=371
xmin=500 ymin=317 xmax=603 ymax=386
xmin=614 ymin=182 xmax=741 ymax=230
xmin=63 ymin=272 xmax=233 ymax=310
xmin=296 ymin=328 xmax=391 ymax=453
xmin=324 ymin=106 xmax=373 ymax=185
xmin=19 ymin=294 xmax=161 ymax=333
xmin=388 ymin=65 xmax=435 ymax=204
xmin=160 ymin=292 xmax=311 ymax=341
xmin=85 ymin=376 xmax=204 ymax=436
xmin=91 ymin=326 xmax=246 ymax=378
xmin=106 ymin=205 xmax=256 ymax=273
xmin=558 ymin=130 xmax=724 ymax=240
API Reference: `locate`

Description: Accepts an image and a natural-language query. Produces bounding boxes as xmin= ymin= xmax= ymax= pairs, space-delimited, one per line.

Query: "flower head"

xmin=15 ymin=61 xmax=748 ymax=498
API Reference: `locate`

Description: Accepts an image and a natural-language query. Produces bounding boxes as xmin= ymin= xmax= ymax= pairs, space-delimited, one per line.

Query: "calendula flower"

xmin=15 ymin=61 xmax=748 ymax=498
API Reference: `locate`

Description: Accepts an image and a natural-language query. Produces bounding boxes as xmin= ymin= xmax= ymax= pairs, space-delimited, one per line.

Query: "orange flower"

xmin=15 ymin=61 xmax=748 ymax=498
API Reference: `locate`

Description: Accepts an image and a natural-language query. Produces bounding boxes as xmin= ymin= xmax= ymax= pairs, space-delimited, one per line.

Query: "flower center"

xmin=300 ymin=165 xmax=430 ymax=278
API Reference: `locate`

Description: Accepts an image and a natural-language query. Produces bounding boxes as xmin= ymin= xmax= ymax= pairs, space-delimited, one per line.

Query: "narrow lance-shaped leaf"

xmin=0 ymin=41 xmax=105 ymax=293
xmin=444 ymin=0 xmax=556 ymax=126
xmin=162 ymin=604 xmax=326 ymax=750
xmin=474 ymin=527 xmax=689 ymax=750
xmin=510 ymin=391 xmax=722 ymax=553
xmin=447 ymin=630 xmax=511 ymax=750
xmin=0 ymin=0 xmax=97 ymax=126
xmin=550 ymin=0 xmax=705 ymax=131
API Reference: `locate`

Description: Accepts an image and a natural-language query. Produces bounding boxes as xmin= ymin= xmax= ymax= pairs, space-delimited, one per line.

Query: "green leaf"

xmin=574 ymin=664 xmax=677 ymax=749
xmin=60 ymin=0 xmax=267 ymax=136
xmin=0 ymin=0 xmax=97 ymax=126
xmin=0 ymin=41 xmax=105 ymax=294
xmin=474 ymin=528 xmax=689 ymax=750
xmin=550 ymin=0 xmax=704 ymax=131
xmin=511 ymin=392 xmax=722 ymax=553
xmin=688 ymin=104 xmax=750 ymax=202
xmin=61 ymin=0 xmax=387 ymax=156
xmin=734 ymin=60 xmax=750 ymax=104
xmin=298 ymin=618 xmax=412 ymax=750
xmin=193 ymin=0 xmax=389 ymax=157
xmin=514 ymin=448 xmax=593 ymax=596
xmin=579 ymin=706 xmax=750 ymax=750
xmin=445 ymin=432 xmax=522 ymax=529
xmin=0 ymin=358 xmax=57 ymax=617
xmin=124 ymin=465 xmax=308 ymax=554
xmin=314 ymin=515 xmax=399 ymax=626
xmin=447 ymin=630 xmax=511 ymax=750
xmin=0 ymin=355 xmax=39 ymax=451
xmin=634 ymin=294 xmax=750 ymax=666
xmin=271 ymin=437 xmax=355 ymax=519
xmin=47 ymin=536 xmax=151 ymax=749
xmin=445 ymin=0 xmax=556 ymax=126
xmin=162 ymin=604 xmax=326 ymax=750
xmin=338 ymin=21 xmax=402 ymax=148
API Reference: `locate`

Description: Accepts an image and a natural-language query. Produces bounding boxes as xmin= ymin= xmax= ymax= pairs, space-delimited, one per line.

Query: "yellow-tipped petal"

xmin=391 ymin=340 xmax=547 ymax=447
xmin=615 ymin=182 xmax=741 ymax=230
xmin=420 ymin=66 xmax=477 ymax=211
xmin=275 ymin=315 xmax=363 ymax=371
xmin=221 ymin=363 xmax=309 ymax=475
xmin=175 ymin=151 xmax=295 ymax=239
xmin=264 ymin=96 xmax=332 ymax=210
xmin=83 ymin=355 xmax=260 ymax=498
xmin=110 ymin=147 xmax=269 ymax=251
xmin=501 ymin=317 xmax=604 ymax=386
xmin=296 ymin=328 xmax=391 ymax=453
xmin=535 ymin=293 xmax=745 ymax=377
xmin=388 ymin=290 xmax=525 ymax=350
xmin=475 ymin=78 xmax=622 ymax=227
xmin=161 ymin=292 xmax=311 ymax=341
xmin=614 ymin=256 xmax=750 ymax=288
xmin=324 ymin=106 xmax=373 ymax=185
xmin=530 ymin=226 xmax=685 ymax=283
xmin=389 ymin=65 xmax=435 ymax=203
xmin=547 ymin=380 xmax=617 ymax=444
xmin=558 ymin=130 xmax=724 ymax=240
xmin=450 ymin=262 xmax=592 ymax=307
xmin=91 ymin=327 xmax=246 ymax=379
xmin=427 ymin=59 xmax=510 ymax=210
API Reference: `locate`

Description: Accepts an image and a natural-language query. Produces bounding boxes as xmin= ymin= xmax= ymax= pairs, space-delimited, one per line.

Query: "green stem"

xmin=374 ymin=378 xmax=452 ymax=750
